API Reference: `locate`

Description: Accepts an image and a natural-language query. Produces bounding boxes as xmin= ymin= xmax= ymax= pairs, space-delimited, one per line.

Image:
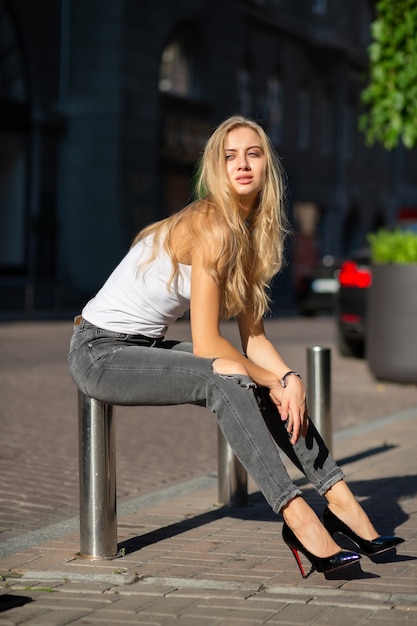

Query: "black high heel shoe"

xmin=323 ymin=506 xmax=405 ymax=556
xmin=282 ymin=522 xmax=361 ymax=578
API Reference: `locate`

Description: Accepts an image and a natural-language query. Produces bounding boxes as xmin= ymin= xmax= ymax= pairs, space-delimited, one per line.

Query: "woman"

xmin=69 ymin=115 xmax=403 ymax=578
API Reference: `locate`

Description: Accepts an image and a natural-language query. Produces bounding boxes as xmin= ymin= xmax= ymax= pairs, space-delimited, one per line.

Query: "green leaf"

xmin=359 ymin=0 xmax=417 ymax=149
xmin=368 ymin=229 xmax=417 ymax=264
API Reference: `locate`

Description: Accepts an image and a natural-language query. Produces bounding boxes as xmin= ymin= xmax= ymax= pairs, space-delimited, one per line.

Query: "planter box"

xmin=367 ymin=264 xmax=417 ymax=383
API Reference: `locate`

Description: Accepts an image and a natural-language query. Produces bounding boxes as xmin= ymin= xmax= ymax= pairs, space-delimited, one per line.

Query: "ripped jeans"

xmin=68 ymin=319 xmax=344 ymax=514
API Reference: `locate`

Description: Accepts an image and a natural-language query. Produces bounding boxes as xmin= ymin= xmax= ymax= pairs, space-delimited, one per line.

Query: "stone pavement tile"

xmin=203 ymin=541 xmax=262 ymax=556
xmin=0 ymin=552 xmax=36 ymax=573
xmin=270 ymin=570 xmax=354 ymax=591
xmin=246 ymin=540 xmax=282 ymax=554
xmin=307 ymin=591 xmax=394 ymax=610
xmin=161 ymin=618 xmax=214 ymax=626
xmin=89 ymin=611 xmax=168 ymax=626
xmin=261 ymin=583 xmax=316 ymax=597
xmin=362 ymin=611 xmax=417 ymax=624
xmin=45 ymin=582 xmax=114 ymax=594
xmin=131 ymin=594 xmax=201 ymax=617
xmin=264 ymin=602 xmax=334 ymax=624
xmin=0 ymin=591 xmax=162 ymax=626
xmin=157 ymin=550 xmax=228 ymax=564
xmin=7 ymin=550 xmax=74 ymax=574
xmin=312 ymin=606 xmax=375 ymax=625
xmin=149 ymin=558 xmax=220 ymax=572
xmin=133 ymin=561 xmax=175 ymax=576
xmin=357 ymin=557 xmax=412 ymax=586
xmin=0 ymin=603 xmax=51 ymax=626
xmin=5 ymin=581 xmax=65 ymax=594
xmin=193 ymin=569 xmax=268 ymax=584
xmin=167 ymin=539 xmax=228 ymax=554
xmin=165 ymin=588 xmax=257 ymax=601
xmin=161 ymin=601 xmax=278 ymax=623
xmin=250 ymin=556 xmax=301 ymax=575
xmin=344 ymin=569 xmax=417 ymax=596
xmin=0 ymin=589 xmax=112 ymax=625
xmin=2 ymin=590 xmax=112 ymax=611
xmin=73 ymin=594 xmax=171 ymax=622
xmin=13 ymin=608 xmax=92 ymax=625
xmin=144 ymin=565 xmax=214 ymax=579
xmin=76 ymin=613 xmax=148 ymax=626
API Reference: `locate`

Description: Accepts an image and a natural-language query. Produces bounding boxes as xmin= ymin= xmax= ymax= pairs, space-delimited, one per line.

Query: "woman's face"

xmin=224 ymin=126 xmax=266 ymax=216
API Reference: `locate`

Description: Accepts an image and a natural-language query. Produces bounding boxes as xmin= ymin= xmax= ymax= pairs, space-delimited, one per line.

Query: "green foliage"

xmin=367 ymin=228 xmax=417 ymax=263
xmin=360 ymin=0 xmax=417 ymax=149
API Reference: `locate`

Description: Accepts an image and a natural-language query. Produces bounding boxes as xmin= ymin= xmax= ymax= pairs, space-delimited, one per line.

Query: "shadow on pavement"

xmin=0 ymin=595 xmax=33 ymax=613
xmin=118 ymin=471 xmax=416 ymax=581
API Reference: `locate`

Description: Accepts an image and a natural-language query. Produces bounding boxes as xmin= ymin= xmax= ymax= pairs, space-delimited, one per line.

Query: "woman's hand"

xmin=269 ymin=377 xmax=309 ymax=445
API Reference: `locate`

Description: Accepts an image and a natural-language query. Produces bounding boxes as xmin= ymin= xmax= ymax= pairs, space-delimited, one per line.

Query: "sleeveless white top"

xmin=82 ymin=235 xmax=191 ymax=337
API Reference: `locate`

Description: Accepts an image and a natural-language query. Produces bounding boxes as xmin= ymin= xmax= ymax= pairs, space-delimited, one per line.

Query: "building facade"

xmin=1 ymin=0 xmax=417 ymax=315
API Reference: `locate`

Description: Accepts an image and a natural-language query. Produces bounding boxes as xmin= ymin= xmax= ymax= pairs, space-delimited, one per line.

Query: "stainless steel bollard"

xmin=306 ymin=346 xmax=333 ymax=454
xmin=217 ymin=425 xmax=248 ymax=507
xmin=78 ymin=391 xmax=118 ymax=559
xmin=78 ymin=391 xmax=248 ymax=558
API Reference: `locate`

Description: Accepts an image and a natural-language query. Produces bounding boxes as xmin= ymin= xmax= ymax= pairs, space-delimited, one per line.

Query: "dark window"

xmin=237 ymin=67 xmax=253 ymax=117
xmin=297 ymin=89 xmax=310 ymax=151
xmin=320 ymin=96 xmax=333 ymax=156
xmin=266 ymin=75 xmax=284 ymax=145
xmin=0 ymin=1 xmax=29 ymax=271
xmin=159 ymin=36 xmax=202 ymax=100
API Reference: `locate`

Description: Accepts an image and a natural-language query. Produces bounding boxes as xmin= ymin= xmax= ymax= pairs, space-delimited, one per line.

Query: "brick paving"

xmin=0 ymin=317 xmax=417 ymax=624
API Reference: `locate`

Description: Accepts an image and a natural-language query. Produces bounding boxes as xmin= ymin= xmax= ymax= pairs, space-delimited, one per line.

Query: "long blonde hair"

xmin=133 ymin=115 xmax=288 ymax=322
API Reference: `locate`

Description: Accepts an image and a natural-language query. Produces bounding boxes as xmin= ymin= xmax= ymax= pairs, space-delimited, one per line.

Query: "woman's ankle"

xmin=325 ymin=482 xmax=378 ymax=540
xmin=282 ymin=496 xmax=315 ymax=528
xmin=281 ymin=497 xmax=341 ymax=557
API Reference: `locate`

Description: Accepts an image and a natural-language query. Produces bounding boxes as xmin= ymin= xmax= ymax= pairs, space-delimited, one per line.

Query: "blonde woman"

xmin=69 ymin=116 xmax=403 ymax=577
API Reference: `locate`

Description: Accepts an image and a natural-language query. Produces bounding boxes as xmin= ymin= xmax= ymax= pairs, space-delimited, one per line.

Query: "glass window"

xmin=0 ymin=1 xmax=29 ymax=271
xmin=159 ymin=38 xmax=201 ymax=99
xmin=320 ymin=96 xmax=333 ymax=156
xmin=297 ymin=89 xmax=310 ymax=151
xmin=266 ymin=75 xmax=284 ymax=145
xmin=237 ymin=67 xmax=253 ymax=117
xmin=0 ymin=132 xmax=27 ymax=267
xmin=342 ymin=104 xmax=354 ymax=161
xmin=311 ymin=0 xmax=327 ymax=15
xmin=0 ymin=2 xmax=27 ymax=101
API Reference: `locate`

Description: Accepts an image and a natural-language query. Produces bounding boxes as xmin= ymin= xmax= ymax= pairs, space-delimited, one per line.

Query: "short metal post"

xmin=217 ymin=425 xmax=248 ymax=506
xmin=78 ymin=391 xmax=118 ymax=559
xmin=307 ymin=346 xmax=333 ymax=454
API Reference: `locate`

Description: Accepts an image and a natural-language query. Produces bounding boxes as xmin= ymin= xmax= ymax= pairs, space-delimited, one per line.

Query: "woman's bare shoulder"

xmin=171 ymin=200 xmax=230 ymax=264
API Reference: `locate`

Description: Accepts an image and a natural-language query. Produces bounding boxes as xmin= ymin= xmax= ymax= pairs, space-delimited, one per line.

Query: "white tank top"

xmin=82 ymin=235 xmax=191 ymax=337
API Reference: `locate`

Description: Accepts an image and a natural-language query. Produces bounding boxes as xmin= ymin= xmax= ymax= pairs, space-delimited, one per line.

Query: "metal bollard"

xmin=217 ymin=425 xmax=248 ymax=507
xmin=78 ymin=391 xmax=118 ymax=559
xmin=78 ymin=391 xmax=248 ymax=559
xmin=306 ymin=346 xmax=333 ymax=454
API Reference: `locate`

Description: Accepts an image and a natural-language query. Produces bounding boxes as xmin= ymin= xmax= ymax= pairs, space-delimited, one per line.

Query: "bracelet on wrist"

xmin=281 ymin=370 xmax=302 ymax=388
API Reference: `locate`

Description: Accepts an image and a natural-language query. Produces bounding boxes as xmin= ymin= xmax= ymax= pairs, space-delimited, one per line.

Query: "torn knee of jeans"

xmin=212 ymin=358 xmax=256 ymax=389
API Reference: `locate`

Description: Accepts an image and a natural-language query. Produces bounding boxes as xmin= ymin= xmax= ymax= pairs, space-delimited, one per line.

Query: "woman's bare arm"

xmin=189 ymin=249 xmax=280 ymax=388
xmin=238 ymin=310 xmax=308 ymax=444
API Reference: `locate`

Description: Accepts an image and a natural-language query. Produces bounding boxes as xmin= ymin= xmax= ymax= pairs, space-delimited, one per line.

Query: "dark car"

xmin=334 ymin=249 xmax=371 ymax=357
xmin=298 ymin=255 xmax=341 ymax=316
xmin=335 ymin=220 xmax=417 ymax=357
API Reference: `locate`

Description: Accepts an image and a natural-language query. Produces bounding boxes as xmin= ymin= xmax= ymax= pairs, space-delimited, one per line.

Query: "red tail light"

xmin=340 ymin=313 xmax=362 ymax=323
xmin=339 ymin=261 xmax=372 ymax=288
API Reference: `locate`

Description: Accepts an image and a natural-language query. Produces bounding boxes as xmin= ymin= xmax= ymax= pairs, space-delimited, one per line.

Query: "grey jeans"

xmin=68 ymin=319 xmax=344 ymax=514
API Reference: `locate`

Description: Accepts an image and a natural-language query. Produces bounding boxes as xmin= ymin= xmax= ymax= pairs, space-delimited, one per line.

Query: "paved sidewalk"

xmin=1 ymin=406 xmax=416 ymax=624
